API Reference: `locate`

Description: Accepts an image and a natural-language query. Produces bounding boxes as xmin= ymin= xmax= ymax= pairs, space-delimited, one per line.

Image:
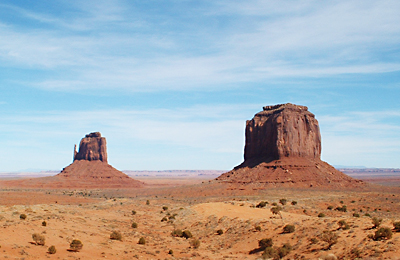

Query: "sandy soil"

xmin=0 ymin=179 xmax=400 ymax=259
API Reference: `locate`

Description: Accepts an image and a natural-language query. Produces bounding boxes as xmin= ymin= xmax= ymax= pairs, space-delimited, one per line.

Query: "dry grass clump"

xmin=372 ymin=217 xmax=382 ymax=229
xmin=110 ymin=230 xmax=122 ymax=241
xmin=138 ymin=237 xmax=146 ymax=245
xmin=48 ymin=245 xmax=56 ymax=254
xmin=32 ymin=233 xmax=45 ymax=246
xmin=320 ymin=231 xmax=338 ymax=250
xmin=283 ymin=224 xmax=295 ymax=233
xmin=69 ymin=240 xmax=83 ymax=251
xmin=131 ymin=222 xmax=138 ymax=228
xmin=190 ymin=238 xmax=200 ymax=249
xmin=338 ymin=220 xmax=350 ymax=230
xmin=373 ymin=227 xmax=392 ymax=241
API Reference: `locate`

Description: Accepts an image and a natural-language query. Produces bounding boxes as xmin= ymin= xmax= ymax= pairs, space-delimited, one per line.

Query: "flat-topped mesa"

xmin=243 ymin=103 xmax=321 ymax=166
xmin=74 ymin=132 xmax=108 ymax=163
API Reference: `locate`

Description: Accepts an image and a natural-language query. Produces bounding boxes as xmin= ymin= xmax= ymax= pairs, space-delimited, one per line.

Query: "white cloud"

xmin=0 ymin=1 xmax=399 ymax=92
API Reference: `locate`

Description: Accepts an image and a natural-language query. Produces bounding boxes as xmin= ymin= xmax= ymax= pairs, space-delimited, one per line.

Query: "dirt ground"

xmin=1 ymin=177 xmax=400 ymax=259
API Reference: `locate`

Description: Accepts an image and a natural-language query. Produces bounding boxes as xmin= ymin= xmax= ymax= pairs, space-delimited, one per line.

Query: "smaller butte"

xmin=216 ymin=103 xmax=363 ymax=188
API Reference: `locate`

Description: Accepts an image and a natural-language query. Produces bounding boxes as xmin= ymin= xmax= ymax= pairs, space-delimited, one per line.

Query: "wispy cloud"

xmin=0 ymin=1 xmax=399 ymax=92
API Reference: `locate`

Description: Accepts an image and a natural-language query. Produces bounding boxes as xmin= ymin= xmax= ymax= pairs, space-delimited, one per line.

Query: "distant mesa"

xmin=216 ymin=103 xmax=363 ymax=188
xmin=1 ymin=132 xmax=143 ymax=189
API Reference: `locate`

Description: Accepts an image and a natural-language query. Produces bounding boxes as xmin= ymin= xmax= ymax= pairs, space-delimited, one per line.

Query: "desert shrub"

xmin=318 ymin=213 xmax=325 ymax=218
xmin=272 ymin=202 xmax=278 ymax=206
xmin=291 ymin=201 xmax=297 ymax=205
xmin=171 ymin=229 xmax=183 ymax=237
xmin=190 ymin=238 xmax=200 ymax=249
xmin=262 ymin=246 xmax=278 ymax=259
xmin=48 ymin=245 xmax=56 ymax=254
xmin=182 ymin=230 xmax=193 ymax=239
xmin=271 ymin=206 xmax=282 ymax=215
xmin=146 ymin=200 xmax=150 ymax=205
xmin=393 ymin=221 xmax=400 ymax=231
xmin=372 ymin=217 xmax=382 ymax=229
xmin=138 ymin=237 xmax=146 ymax=245
xmin=42 ymin=221 xmax=47 ymax=227
xmin=364 ymin=213 xmax=371 ymax=217
xmin=256 ymin=201 xmax=268 ymax=208
xmin=320 ymin=231 xmax=338 ymax=250
xmin=162 ymin=206 xmax=168 ymax=211
xmin=353 ymin=213 xmax=360 ymax=218
xmin=327 ymin=205 xmax=333 ymax=210
xmin=168 ymin=249 xmax=173 ymax=255
xmin=20 ymin=214 xmax=27 ymax=220
xmin=69 ymin=240 xmax=83 ymax=251
xmin=310 ymin=237 xmax=318 ymax=244
xmin=283 ymin=224 xmax=295 ymax=233
xmin=131 ymin=222 xmax=138 ymax=228
xmin=255 ymin=225 xmax=262 ymax=231
xmin=338 ymin=220 xmax=350 ymax=230
xmin=373 ymin=227 xmax=392 ymax=241
xmin=161 ymin=216 xmax=168 ymax=222
xmin=279 ymin=199 xmax=287 ymax=205
xmin=32 ymin=233 xmax=45 ymax=246
xmin=350 ymin=248 xmax=361 ymax=258
xmin=340 ymin=200 xmax=344 ymax=204
xmin=277 ymin=243 xmax=292 ymax=258
xmin=335 ymin=205 xmax=347 ymax=212
xmin=259 ymin=238 xmax=273 ymax=250
xmin=110 ymin=231 xmax=122 ymax=241
xmin=216 ymin=229 xmax=224 ymax=235
xmin=132 ymin=210 xmax=136 ymax=215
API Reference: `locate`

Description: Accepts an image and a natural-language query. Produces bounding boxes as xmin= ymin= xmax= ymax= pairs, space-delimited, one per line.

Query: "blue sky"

xmin=0 ymin=0 xmax=399 ymax=172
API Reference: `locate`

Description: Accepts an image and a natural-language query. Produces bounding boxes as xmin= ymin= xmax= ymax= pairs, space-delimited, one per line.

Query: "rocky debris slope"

xmin=216 ymin=103 xmax=363 ymax=188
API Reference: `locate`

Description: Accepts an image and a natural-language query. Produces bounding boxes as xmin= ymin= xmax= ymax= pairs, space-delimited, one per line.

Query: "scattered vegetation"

xmin=216 ymin=229 xmax=224 ymax=235
xmin=335 ymin=205 xmax=347 ymax=212
xmin=138 ymin=237 xmax=146 ymax=245
xmin=327 ymin=205 xmax=333 ymax=210
xmin=271 ymin=206 xmax=282 ymax=215
xmin=283 ymin=224 xmax=295 ymax=233
xmin=190 ymin=238 xmax=201 ymax=249
xmin=320 ymin=231 xmax=338 ymax=250
xmin=256 ymin=201 xmax=268 ymax=208
xmin=168 ymin=249 xmax=173 ymax=255
xmin=146 ymin=200 xmax=150 ymax=205
xmin=131 ymin=222 xmax=138 ymax=228
xmin=279 ymin=199 xmax=287 ymax=205
xmin=69 ymin=240 xmax=83 ymax=252
xmin=171 ymin=229 xmax=183 ymax=237
xmin=353 ymin=213 xmax=360 ymax=218
xmin=182 ymin=230 xmax=193 ymax=239
xmin=372 ymin=217 xmax=382 ymax=229
xmin=20 ymin=214 xmax=27 ymax=220
xmin=132 ymin=210 xmax=136 ymax=215
xmin=291 ymin=201 xmax=297 ymax=205
xmin=393 ymin=221 xmax=400 ymax=231
xmin=32 ymin=233 xmax=45 ymax=246
xmin=48 ymin=245 xmax=56 ymax=254
xmin=259 ymin=238 xmax=273 ymax=250
xmin=261 ymin=242 xmax=292 ymax=260
xmin=373 ymin=227 xmax=393 ymax=241
xmin=255 ymin=225 xmax=262 ymax=232
xmin=110 ymin=231 xmax=122 ymax=241
xmin=162 ymin=206 xmax=168 ymax=211
xmin=338 ymin=220 xmax=350 ymax=230
xmin=42 ymin=221 xmax=47 ymax=226
xmin=318 ymin=213 xmax=325 ymax=218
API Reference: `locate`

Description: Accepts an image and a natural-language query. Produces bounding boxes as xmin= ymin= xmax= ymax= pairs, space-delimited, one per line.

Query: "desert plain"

xmin=1 ymin=172 xmax=400 ymax=260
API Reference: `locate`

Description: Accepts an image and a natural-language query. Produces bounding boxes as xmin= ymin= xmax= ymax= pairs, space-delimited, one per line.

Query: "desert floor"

xmin=1 ymin=177 xmax=400 ymax=259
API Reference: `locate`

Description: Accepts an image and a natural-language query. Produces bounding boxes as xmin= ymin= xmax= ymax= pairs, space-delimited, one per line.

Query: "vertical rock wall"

xmin=74 ymin=132 xmax=108 ymax=163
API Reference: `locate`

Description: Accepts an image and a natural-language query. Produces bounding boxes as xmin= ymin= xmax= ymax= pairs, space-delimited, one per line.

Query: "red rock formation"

xmin=74 ymin=132 xmax=107 ymax=163
xmin=216 ymin=103 xmax=363 ymax=188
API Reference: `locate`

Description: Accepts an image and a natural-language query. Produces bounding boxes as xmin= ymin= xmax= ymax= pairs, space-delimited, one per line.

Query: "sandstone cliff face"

xmin=216 ymin=103 xmax=363 ymax=188
xmin=74 ymin=132 xmax=108 ymax=163
xmin=244 ymin=103 xmax=321 ymax=166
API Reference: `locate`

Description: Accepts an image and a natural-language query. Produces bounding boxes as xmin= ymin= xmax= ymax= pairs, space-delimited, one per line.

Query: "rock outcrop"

xmin=216 ymin=103 xmax=363 ymax=188
xmin=74 ymin=132 xmax=107 ymax=163
xmin=1 ymin=132 xmax=143 ymax=188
